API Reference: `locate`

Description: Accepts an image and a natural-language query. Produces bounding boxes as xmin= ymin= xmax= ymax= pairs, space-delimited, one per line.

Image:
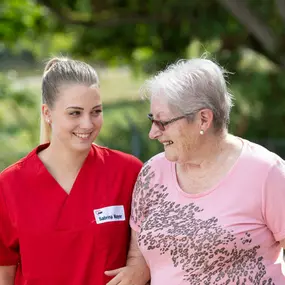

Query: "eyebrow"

xmin=149 ymin=113 xmax=167 ymax=120
xmin=66 ymin=104 xmax=102 ymax=110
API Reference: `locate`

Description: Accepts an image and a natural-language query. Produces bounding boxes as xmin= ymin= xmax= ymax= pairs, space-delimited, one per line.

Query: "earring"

xmin=47 ymin=119 xmax=51 ymax=124
xmin=200 ymin=130 xmax=204 ymax=135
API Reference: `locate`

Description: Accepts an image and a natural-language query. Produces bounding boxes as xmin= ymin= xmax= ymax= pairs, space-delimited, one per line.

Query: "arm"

xmin=0 ymin=182 xmax=19 ymax=285
xmin=0 ymin=265 xmax=16 ymax=285
xmin=105 ymin=229 xmax=150 ymax=285
xmin=126 ymin=229 xmax=149 ymax=278
xmin=263 ymin=158 xmax=285 ymax=244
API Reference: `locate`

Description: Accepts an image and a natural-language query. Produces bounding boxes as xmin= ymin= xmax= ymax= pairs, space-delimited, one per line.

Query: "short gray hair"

xmin=141 ymin=58 xmax=234 ymax=131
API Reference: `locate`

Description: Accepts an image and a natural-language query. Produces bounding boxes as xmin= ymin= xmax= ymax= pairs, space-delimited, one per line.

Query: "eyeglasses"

xmin=147 ymin=113 xmax=191 ymax=131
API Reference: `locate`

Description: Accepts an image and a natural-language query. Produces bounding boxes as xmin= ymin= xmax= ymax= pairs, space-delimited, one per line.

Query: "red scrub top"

xmin=0 ymin=143 xmax=143 ymax=285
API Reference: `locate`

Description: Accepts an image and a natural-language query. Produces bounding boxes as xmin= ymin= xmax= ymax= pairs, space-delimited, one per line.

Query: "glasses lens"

xmin=147 ymin=114 xmax=165 ymax=131
xmin=154 ymin=121 xmax=164 ymax=131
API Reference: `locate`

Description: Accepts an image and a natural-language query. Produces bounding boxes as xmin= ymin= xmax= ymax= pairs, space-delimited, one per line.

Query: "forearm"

xmin=126 ymin=230 xmax=150 ymax=283
xmin=0 ymin=266 xmax=16 ymax=285
xmin=105 ymin=230 xmax=150 ymax=285
xmin=126 ymin=241 xmax=147 ymax=267
xmin=126 ymin=249 xmax=149 ymax=275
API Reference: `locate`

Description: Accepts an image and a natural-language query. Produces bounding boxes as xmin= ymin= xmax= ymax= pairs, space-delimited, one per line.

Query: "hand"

xmin=105 ymin=264 xmax=150 ymax=285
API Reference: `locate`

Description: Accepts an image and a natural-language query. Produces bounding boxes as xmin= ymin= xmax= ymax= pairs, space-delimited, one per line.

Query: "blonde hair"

xmin=40 ymin=57 xmax=100 ymax=144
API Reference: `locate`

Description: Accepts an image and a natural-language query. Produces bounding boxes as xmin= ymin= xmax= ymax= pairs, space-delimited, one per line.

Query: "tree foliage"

xmin=0 ymin=74 xmax=39 ymax=170
xmin=31 ymin=0 xmax=285 ymax=140
xmin=32 ymin=0 xmax=285 ymax=72
xmin=1 ymin=0 xmax=285 ymax=169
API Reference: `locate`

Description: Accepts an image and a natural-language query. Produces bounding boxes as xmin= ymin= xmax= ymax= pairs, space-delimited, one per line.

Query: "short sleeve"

xmin=0 ymin=183 xmax=19 ymax=265
xmin=262 ymin=157 xmax=285 ymax=241
xmin=130 ymin=163 xmax=155 ymax=232
xmin=129 ymin=156 xmax=143 ymax=185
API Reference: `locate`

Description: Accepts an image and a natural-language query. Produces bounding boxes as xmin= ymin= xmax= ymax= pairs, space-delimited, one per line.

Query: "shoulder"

xmin=136 ymin=152 xmax=169 ymax=182
xmin=92 ymin=144 xmax=143 ymax=170
xmin=0 ymin=146 xmax=39 ymax=184
xmin=0 ymin=146 xmax=40 ymax=202
xmin=242 ymin=139 xmax=282 ymax=169
xmin=132 ymin=153 xmax=170 ymax=203
xmin=143 ymin=152 xmax=168 ymax=169
xmin=240 ymin=139 xmax=285 ymax=187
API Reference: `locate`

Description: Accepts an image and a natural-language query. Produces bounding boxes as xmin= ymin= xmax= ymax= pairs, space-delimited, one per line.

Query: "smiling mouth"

xmin=73 ymin=132 xmax=92 ymax=139
xmin=162 ymin=140 xmax=173 ymax=146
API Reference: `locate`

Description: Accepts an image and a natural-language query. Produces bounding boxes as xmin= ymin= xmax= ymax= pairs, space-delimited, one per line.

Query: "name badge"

xmin=93 ymin=205 xmax=125 ymax=224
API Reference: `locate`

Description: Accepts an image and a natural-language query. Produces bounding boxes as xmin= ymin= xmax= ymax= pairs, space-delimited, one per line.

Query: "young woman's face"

xmin=44 ymin=84 xmax=103 ymax=153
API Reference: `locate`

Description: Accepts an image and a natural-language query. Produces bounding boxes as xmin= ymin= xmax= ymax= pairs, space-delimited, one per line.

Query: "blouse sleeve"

xmin=262 ymin=157 xmax=285 ymax=242
xmin=130 ymin=163 xmax=156 ymax=232
xmin=0 ymin=182 xmax=19 ymax=265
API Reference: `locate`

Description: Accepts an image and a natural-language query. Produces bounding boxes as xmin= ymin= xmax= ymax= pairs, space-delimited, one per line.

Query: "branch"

xmin=276 ymin=0 xmax=285 ymax=26
xmin=36 ymin=0 xmax=155 ymax=27
xmin=216 ymin=0 xmax=277 ymax=54
xmin=245 ymin=34 xmax=282 ymax=66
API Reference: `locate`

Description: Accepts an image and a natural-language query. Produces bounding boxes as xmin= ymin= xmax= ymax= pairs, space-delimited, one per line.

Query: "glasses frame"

xmin=147 ymin=113 xmax=192 ymax=131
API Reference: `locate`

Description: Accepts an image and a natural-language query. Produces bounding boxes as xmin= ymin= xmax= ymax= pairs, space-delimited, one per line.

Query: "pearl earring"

xmin=200 ymin=130 xmax=204 ymax=135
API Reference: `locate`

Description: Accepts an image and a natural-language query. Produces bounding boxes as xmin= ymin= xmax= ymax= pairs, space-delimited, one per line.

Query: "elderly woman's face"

xmin=148 ymin=96 xmax=202 ymax=163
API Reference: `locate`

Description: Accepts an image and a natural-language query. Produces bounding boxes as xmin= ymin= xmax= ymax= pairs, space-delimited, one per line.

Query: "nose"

xmin=80 ymin=114 xmax=94 ymax=129
xmin=149 ymin=122 xmax=162 ymax=140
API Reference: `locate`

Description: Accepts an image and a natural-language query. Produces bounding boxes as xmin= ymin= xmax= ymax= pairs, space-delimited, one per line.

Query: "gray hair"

xmin=40 ymin=57 xmax=100 ymax=144
xmin=141 ymin=58 xmax=234 ymax=131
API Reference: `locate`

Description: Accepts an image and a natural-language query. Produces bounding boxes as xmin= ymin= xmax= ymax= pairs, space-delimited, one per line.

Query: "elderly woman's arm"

xmin=105 ymin=229 xmax=150 ymax=285
xmin=0 ymin=265 xmax=16 ymax=285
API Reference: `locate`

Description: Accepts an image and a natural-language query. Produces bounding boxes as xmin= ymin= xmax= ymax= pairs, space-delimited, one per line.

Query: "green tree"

xmin=33 ymin=0 xmax=285 ymax=142
xmin=2 ymin=0 xmax=285 ymax=170
xmin=0 ymin=0 xmax=74 ymax=60
xmin=33 ymin=0 xmax=285 ymax=71
xmin=0 ymin=74 xmax=39 ymax=170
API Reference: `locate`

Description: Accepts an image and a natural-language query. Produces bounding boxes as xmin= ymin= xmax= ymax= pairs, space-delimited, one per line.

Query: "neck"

xmin=180 ymin=130 xmax=231 ymax=170
xmin=40 ymin=141 xmax=90 ymax=172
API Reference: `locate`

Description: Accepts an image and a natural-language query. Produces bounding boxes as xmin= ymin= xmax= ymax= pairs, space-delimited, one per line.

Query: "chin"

xmin=72 ymin=142 xmax=93 ymax=153
xmin=164 ymin=150 xmax=179 ymax=162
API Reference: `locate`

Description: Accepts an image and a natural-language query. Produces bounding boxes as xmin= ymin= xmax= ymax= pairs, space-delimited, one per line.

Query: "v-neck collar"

xmin=31 ymin=143 xmax=94 ymax=197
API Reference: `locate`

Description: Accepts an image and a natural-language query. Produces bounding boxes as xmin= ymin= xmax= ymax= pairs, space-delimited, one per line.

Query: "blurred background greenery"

xmin=1 ymin=0 xmax=285 ymax=170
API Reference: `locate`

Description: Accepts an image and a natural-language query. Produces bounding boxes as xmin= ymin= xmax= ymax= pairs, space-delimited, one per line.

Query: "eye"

xmin=91 ymin=109 xmax=102 ymax=116
xmin=69 ymin=111 xmax=81 ymax=116
xmin=157 ymin=119 xmax=166 ymax=125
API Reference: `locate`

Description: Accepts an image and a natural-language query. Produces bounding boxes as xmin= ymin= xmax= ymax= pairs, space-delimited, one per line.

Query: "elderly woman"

xmin=127 ymin=58 xmax=285 ymax=284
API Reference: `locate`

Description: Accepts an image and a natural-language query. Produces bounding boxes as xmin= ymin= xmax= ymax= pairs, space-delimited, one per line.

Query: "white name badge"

xmin=93 ymin=205 xmax=125 ymax=224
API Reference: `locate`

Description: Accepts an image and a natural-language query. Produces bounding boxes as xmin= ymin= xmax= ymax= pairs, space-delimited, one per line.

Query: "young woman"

xmin=0 ymin=57 xmax=145 ymax=285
